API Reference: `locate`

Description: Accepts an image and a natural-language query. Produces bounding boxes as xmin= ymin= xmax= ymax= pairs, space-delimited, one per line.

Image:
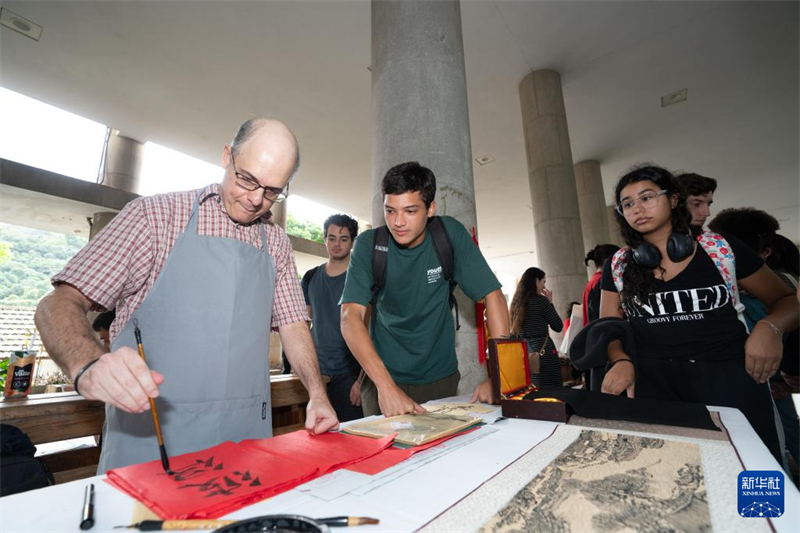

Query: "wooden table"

xmin=0 ymin=374 xmax=321 ymax=483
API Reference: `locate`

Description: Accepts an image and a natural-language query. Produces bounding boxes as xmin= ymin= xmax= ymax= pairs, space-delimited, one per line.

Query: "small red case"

xmin=487 ymin=339 xmax=571 ymax=423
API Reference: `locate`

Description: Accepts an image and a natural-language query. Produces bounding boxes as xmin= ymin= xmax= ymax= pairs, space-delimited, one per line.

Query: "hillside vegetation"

xmin=0 ymin=224 xmax=87 ymax=306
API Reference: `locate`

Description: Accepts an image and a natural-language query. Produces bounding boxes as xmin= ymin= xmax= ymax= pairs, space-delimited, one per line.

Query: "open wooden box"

xmin=487 ymin=339 xmax=571 ymax=423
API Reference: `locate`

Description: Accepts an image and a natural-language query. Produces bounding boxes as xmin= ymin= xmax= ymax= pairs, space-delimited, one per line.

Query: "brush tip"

xmin=350 ymin=517 xmax=380 ymax=526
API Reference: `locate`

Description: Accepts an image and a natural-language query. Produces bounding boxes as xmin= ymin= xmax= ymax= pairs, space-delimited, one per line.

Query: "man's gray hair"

xmin=231 ymin=118 xmax=301 ymax=182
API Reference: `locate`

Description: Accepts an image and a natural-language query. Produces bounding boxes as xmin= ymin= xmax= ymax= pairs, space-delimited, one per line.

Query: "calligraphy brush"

xmin=114 ymin=517 xmax=380 ymax=530
xmin=319 ymin=517 xmax=380 ymax=527
xmin=133 ymin=319 xmax=174 ymax=475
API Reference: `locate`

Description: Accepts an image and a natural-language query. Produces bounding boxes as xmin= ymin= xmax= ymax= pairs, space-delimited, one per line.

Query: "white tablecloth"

xmin=1 ymin=402 xmax=796 ymax=532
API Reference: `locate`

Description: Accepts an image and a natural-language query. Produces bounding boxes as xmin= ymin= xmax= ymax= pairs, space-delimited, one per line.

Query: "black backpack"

xmin=301 ymin=265 xmax=321 ymax=287
xmin=0 ymin=424 xmax=55 ymax=496
xmin=371 ymin=216 xmax=459 ymax=333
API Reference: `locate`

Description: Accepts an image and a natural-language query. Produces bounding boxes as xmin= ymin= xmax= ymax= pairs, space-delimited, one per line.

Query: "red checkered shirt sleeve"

xmin=52 ymin=199 xmax=154 ymax=312
xmin=270 ymin=227 xmax=311 ymax=330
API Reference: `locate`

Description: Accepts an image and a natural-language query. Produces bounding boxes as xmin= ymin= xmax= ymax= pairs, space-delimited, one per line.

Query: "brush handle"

xmin=135 ymin=520 xmax=237 ymax=531
xmin=163 ymin=521 xmax=236 ymax=531
xmin=137 ymin=343 xmax=166 ymax=446
xmin=135 ymin=327 xmax=171 ymax=473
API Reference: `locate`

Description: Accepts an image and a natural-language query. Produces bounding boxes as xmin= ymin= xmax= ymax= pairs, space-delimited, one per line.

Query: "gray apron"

xmin=98 ymin=194 xmax=275 ymax=473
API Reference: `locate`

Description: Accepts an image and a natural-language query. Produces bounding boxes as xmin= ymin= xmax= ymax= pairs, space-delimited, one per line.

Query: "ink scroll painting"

xmin=480 ymin=430 xmax=710 ymax=533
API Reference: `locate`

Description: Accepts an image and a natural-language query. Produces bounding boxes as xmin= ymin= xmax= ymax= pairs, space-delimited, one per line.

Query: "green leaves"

xmin=0 ymin=224 xmax=87 ymax=307
xmin=286 ymin=214 xmax=323 ymax=244
xmin=0 ymin=358 xmax=9 ymax=390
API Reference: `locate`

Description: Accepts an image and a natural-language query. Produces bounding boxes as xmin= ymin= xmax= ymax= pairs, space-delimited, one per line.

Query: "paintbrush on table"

xmin=115 ymin=516 xmax=380 ymax=530
xmin=319 ymin=517 xmax=380 ymax=527
xmin=133 ymin=319 xmax=174 ymax=475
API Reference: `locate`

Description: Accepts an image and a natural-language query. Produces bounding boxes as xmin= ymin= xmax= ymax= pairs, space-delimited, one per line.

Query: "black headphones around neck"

xmin=631 ymin=232 xmax=695 ymax=268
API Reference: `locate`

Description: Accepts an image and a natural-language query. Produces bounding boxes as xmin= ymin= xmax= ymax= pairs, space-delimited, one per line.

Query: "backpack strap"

xmin=370 ymin=226 xmax=391 ymax=335
xmin=427 ymin=217 xmax=460 ymax=330
xmin=697 ymin=231 xmax=748 ymax=332
xmin=427 ymin=217 xmax=454 ymax=281
xmin=301 ymin=265 xmax=320 ymax=287
xmin=610 ymin=248 xmax=630 ymax=313
xmin=368 ymin=218 xmax=461 ymax=334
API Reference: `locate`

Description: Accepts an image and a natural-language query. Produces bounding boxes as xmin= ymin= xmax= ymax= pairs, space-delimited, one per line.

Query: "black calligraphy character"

xmin=169 ymin=456 xmax=217 ymax=481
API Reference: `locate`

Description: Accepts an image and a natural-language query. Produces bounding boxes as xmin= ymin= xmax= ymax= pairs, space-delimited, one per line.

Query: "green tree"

xmin=0 ymin=224 xmax=87 ymax=306
xmin=286 ymin=214 xmax=324 ymax=244
xmin=0 ymin=242 xmax=10 ymax=265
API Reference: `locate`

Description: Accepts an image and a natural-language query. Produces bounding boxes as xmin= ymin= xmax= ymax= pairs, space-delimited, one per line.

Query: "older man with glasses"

xmin=35 ymin=118 xmax=338 ymax=473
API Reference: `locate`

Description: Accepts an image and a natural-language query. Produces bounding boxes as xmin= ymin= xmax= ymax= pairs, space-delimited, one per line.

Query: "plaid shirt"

xmin=53 ymin=184 xmax=309 ymax=342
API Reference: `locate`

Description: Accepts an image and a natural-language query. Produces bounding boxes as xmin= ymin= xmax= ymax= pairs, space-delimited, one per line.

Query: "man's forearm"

xmin=34 ymin=286 xmax=104 ymax=379
xmin=278 ymin=321 xmax=327 ymax=399
xmin=485 ymin=289 xmax=510 ymax=338
xmin=341 ymin=305 xmax=396 ymax=391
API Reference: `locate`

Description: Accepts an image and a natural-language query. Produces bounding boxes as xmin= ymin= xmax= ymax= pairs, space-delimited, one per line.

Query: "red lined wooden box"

xmin=486 ymin=339 xmax=571 ymax=423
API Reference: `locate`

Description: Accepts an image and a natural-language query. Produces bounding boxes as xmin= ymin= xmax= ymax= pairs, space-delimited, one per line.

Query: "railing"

xmin=0 ymin=374 xmax=318 ymax=484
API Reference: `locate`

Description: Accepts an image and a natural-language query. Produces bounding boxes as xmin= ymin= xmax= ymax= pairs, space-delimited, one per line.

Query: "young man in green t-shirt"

xmin=340 ymin=162 xmax=510 ymax=417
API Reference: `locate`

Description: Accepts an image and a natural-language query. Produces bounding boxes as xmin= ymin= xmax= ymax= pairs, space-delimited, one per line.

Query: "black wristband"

xmin=73 ymin=358 xmax=101 ymax=397
xmin=608 ymin=358 xmax=633 ymax=370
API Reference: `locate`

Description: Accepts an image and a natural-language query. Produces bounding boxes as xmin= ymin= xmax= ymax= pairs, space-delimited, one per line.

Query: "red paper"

xmin=241 ymin=430 xmax=395 ymax=474
xmin=106 ymin=441 xmax=318 ymax=519
xmin=347 ymin=427 xmax=479 ymax=475
xmin=105 ymin=431 xmax=395 ymax=519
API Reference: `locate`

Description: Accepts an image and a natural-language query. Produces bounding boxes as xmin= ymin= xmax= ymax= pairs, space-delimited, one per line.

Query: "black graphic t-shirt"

xmin=601 ymin=234 xmax=762 ymax=362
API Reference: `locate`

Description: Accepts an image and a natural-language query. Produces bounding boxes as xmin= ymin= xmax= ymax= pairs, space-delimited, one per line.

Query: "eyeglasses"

xmin=616 ymin=189 xmax=668 ymax=215
xmin=229 ymin=150 xmax=288 ymax=202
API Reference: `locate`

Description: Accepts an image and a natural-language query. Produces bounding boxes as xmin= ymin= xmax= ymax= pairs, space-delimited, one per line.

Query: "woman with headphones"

xmin=599 ymin=165 xmax=798 ymax=461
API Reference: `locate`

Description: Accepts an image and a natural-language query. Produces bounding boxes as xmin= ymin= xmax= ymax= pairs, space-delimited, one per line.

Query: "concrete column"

xmin=519 ymin=70 xmax=586 ymax=318
xmin=102 ymin=131 xmax=143 ymax=193
xmin=268 ymin=332 xmax=283 ymax=374
xmin=89 ymin=131 xmax=143 ymax=239
xmin=574 ymin=160 xmax=611 ymax=278
xmin=606 ymin=205 xmax=625 ymax=247
xmin=372 ymin=0 xmax=482 ymax=395
xmin=89 ymin=211 xmax=117 ymax=240
xmin=267 ymin=199 xmax=289 ymax=367
xmin=270 ymin=197 xmax=288 ymax=229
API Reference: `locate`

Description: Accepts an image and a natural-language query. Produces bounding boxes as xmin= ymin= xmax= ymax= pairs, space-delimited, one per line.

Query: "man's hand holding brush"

xmin=73 ymin=347 xmax=164 ymax=413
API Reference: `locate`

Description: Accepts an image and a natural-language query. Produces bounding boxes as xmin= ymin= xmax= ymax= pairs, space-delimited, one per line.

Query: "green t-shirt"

xmin=340 ymin=216 xmax=501 ymax=385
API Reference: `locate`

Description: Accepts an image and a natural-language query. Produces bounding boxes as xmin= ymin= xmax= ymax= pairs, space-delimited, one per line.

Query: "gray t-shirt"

xmin=302 ymin=265 xmax=359 ymax=376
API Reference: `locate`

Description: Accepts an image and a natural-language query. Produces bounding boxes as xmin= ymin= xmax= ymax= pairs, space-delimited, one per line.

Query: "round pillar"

xmin=372 ymin=0 xmax=482 ymax=394
xmin=519 ymin=69 xmax=586 ymax=317
xmin=606 ymin=205 xmax=625 ymax=247
xmin=574 ymin=160 xmax=611 ymax=277
xmin=89 ymin=211 xmax=117 ymax=240
xmin=270 ymin=197 xmax=288 ymax=229
xmin=102 ymin=131 xmax=143 ymax=193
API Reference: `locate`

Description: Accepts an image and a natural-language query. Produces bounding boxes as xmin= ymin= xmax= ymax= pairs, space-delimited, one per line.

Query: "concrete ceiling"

xmin=1 ymin=0 xmax=797 ymax=286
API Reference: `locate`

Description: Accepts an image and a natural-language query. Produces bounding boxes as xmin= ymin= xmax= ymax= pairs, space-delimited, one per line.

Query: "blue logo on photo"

xmin=738 ymin=470 xmax=784 ymax=518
